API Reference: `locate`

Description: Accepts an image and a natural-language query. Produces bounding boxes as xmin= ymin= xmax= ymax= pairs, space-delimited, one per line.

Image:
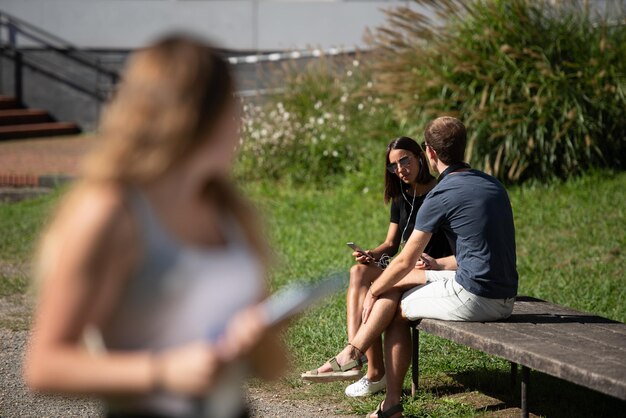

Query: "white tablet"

xmin=261 ymin=272 xmax=346 ymax=326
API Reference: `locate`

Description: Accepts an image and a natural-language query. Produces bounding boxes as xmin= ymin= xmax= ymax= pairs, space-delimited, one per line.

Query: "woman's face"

xmin=388 ymin=149 xmax=420 ymax=184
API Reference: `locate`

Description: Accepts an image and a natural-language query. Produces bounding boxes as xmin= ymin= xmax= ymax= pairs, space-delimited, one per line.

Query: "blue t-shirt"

xmin=414 ymin=170 xmax=518 ymax=299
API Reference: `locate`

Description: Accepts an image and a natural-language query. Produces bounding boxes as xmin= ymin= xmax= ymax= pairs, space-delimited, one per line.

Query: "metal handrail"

xmin=0 ymin=10 xmax=119 ymax=103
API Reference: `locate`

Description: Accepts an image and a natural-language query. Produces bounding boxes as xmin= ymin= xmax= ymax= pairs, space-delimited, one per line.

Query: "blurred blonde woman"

xmin=24 ymin=34 xmax=285 ymax=418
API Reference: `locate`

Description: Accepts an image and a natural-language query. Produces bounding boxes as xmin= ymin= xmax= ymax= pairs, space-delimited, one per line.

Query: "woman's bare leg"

xmin=314 ymin=289 xmax=402 ymax=375
xmin=314 ymin=267 xmax=426 ymax=376
xmin=347 ymin=263 xmax=385 ymax=380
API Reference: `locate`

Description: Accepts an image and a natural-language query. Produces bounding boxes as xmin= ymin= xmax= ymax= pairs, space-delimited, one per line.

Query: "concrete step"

xmin=0 ymin=96 xmax=21 ymax=110
xmin=0 ymin=109 xmax=51 ymax=126
xmin=0 ymin=122 xmax=81 ymax=140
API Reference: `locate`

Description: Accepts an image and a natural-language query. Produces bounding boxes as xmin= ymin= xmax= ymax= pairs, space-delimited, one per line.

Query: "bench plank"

xmin=491 ymin=322 xmax=626 ymax=365
xmin=512 ymin=297 xmax=626 ymax=336
xmin=414 ymin=297 xmax=626 ymax=400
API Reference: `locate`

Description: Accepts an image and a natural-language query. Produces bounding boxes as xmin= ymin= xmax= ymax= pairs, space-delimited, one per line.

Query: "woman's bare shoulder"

xmin=46 ymin=182 xmax=137 ymax=255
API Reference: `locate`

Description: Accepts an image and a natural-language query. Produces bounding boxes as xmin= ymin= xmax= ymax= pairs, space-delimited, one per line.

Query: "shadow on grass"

xmin=431 ymin=367 xmax=626 ymax=417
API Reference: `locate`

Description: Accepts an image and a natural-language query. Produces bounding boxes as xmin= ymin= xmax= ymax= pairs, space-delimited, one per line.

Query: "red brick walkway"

xmin=0 ymin=135 xmax=95 ymax=186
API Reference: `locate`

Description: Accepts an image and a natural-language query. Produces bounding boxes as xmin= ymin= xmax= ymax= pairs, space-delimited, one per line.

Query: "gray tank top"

xmin=102 ymin=189 xmax=264 ymax=417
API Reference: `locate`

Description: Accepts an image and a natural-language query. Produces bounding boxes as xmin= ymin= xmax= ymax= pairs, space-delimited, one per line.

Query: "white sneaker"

xmin=344 ymin=375 xmax=386 ymax=397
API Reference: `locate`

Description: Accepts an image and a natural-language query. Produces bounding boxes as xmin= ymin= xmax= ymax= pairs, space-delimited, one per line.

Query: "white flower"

xmin=367 ymin=81 xmax=373 ymax=88
xmin=323 ymin=150 xmax=329 ymax=156
xmin=332 ymin=150 xmax=339 ymax=157
xmin=362 ymin=187 xmax=369 ymax=194
xmin=317 ymin=117 xmax=324 ymax=125
xmin=347 ymin=70 xmax=353 ymax=77
xmin=314 ymin=101 xmax=322 ymax=110
xmin=340 ymin=95 xmax=348 ymax=103
xmin=357 ymin=103 xmax=364 ymax=111
xmin=338 ymin=114 xmax=345 ymax=122
xmin=353 ymin=60 xmax=359 ymax=67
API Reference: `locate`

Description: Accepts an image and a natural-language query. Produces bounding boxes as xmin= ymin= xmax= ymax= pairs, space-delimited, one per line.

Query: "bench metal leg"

xmin=510 ymin=362 xmax=517 ymax=390
xmin=411 ymin=326 xmax=419 ymax=396
xmin=521 ymin=366 xmax=529 ymax=418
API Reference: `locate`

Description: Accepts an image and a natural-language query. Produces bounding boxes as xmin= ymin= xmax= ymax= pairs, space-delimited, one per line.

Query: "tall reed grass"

xmin=367 ymin=0 xmax=626 ymax=181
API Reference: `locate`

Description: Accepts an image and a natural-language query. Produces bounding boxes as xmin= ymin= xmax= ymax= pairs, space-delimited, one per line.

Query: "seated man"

xmin=307 ymin=116 xmax=518 ymax=418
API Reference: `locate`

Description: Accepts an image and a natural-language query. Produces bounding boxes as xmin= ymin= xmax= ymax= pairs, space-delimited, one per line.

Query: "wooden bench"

xmin=411 ymin=296 xmax=626 ymax=417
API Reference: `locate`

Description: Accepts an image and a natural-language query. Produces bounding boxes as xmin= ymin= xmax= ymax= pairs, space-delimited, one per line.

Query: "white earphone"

xmin=399 ymin=178 xmax=416 ymax=246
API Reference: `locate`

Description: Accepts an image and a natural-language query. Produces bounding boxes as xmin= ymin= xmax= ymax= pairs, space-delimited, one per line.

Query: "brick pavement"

xmin=0 ymin=135 xmax=95 ymax=187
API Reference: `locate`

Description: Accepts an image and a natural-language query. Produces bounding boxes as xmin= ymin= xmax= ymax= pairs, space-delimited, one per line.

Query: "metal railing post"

xmin=8 ymin=20 xmax=22 ymax=103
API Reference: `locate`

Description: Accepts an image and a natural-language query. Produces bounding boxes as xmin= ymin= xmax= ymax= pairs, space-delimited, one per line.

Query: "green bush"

xmin=367 ymin=0 xmax=626 ymax=182
xmin=236 ymin=56 xmax=400 ymax=187
xmin=236 ymin=1 xmax=625 ymax=184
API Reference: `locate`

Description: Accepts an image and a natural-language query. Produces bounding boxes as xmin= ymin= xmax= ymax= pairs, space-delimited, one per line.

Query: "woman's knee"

xmin=349 ymin=263 xmax=372 ymax=288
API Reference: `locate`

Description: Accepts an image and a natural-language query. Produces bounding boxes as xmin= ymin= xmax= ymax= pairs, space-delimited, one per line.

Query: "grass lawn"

xmin=1 ymin=171 xmax=624 ymax=416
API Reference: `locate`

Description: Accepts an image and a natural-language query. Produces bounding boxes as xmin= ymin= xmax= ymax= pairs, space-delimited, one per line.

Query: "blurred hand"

xmin=216 ymin=305 xmax=269 ymax=363
xmin=353 ymin=250 xmax=375 ymax=265
xmin=156 ymin=306 xmax=270 ymax=396
xmin=157 ymin=342 xmax=221 ymax=396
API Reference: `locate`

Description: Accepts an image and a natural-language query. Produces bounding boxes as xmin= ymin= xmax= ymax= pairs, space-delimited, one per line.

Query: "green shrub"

xmin=236 ymin=55 xmax=400 ymax=187
xmin=367 ymin=0 xmax=626 ymax=182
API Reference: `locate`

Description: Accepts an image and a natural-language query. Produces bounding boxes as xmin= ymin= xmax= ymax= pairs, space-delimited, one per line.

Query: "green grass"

xmin=0 ymin=190 xmax=60 ymax=296
xmin=249 ymin=170 xmax=625 ymax=416
xmin=1 ymin=171 xmax=624 ymax=416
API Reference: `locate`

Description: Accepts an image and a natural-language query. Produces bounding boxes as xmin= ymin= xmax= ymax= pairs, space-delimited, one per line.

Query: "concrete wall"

xmin=0 ymin=0 xmax=413 ymax=51
xmin=0 ymin=49 xmax=351 ymax=131
xmin=1 ymin=1 xmax=420 ymax=130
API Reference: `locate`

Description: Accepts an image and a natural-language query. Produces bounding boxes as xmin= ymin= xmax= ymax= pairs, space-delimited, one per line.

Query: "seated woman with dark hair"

xmin=301 ymin=136 xmax=455 ymax=397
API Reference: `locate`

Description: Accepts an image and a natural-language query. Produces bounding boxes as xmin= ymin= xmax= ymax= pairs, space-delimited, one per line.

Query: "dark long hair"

xmin=384 ymin=136 xmax=434 ymax=204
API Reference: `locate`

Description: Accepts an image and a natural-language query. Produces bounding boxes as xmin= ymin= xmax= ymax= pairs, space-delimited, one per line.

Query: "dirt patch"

xmin=0 ymin=188 xmax=53 ymax=203
xmin=0 ymin=294 xmax=33 ymax=331
xmin=248 ymin=385 xmax=358 ymax=418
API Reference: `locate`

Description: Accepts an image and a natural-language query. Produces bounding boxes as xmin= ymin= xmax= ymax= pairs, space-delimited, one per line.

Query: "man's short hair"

xmin=424 ymin=116 xmax=466 ymax=165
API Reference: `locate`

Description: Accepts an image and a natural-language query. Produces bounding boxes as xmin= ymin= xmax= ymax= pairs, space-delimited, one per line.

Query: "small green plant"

xmin=367 ymin=0 xmax=626 ymax=182
xmin=236 ymin=55 xmax=400 ymax=187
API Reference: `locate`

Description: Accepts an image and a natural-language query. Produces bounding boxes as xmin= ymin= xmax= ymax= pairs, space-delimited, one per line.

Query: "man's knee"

xmin=394 ymin=302 xmax=408 ymax=323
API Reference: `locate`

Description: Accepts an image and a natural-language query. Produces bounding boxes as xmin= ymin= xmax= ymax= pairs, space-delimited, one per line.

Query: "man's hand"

xmin=416 ymin=253 xmax=438 ymax=270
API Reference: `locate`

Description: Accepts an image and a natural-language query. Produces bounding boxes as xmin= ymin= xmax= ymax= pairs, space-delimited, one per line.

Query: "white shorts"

xmin=400 ymin=270 xmax=515 ymax=322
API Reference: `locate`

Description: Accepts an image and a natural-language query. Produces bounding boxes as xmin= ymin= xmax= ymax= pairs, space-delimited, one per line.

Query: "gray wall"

xmin=0 ymin=1 xmax=420 ymax=130
xmin=0 ymin=0 xmax=413 ymax=51
xmin=0 ymin=49 xmax=353 ymax=131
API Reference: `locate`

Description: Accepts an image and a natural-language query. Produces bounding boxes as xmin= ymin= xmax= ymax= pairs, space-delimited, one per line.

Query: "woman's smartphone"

xmin=346 ymin=242 xmax=374 ymax=260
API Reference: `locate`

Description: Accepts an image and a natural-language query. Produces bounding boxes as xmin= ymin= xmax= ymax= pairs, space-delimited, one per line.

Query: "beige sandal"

xmin=301 ymin=347 xmax=367 ymax=383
